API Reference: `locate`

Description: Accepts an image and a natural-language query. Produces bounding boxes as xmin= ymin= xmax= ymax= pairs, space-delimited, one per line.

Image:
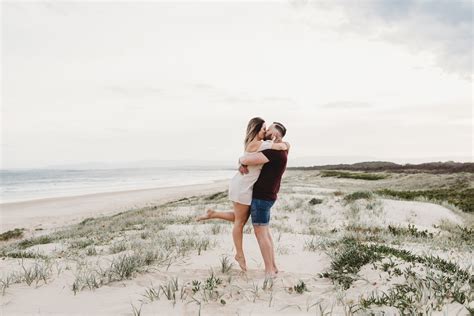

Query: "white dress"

xmin=228 ymin=140 xmax=273 ymax=205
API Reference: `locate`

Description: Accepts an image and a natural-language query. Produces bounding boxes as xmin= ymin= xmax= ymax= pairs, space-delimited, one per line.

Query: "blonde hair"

xmin=244 ymin=117 xmax=265 ymax=149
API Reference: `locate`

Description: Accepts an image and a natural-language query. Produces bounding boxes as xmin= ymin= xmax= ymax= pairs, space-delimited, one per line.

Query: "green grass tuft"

xmin=321 ymin=170 xmax=388 ymax=180
xmin=0 ymin=228 xmax=25 ymax=241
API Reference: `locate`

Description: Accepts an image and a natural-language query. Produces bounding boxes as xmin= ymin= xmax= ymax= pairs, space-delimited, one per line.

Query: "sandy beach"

xmin=0 ymin=170 xmax=472 ymax=315
xmin=0 ymin=180 xmax=229 ymax=234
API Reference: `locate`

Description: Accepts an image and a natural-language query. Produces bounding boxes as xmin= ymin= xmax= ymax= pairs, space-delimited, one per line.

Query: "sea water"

xmin=0 ymin=167 xmax=235 ymax=203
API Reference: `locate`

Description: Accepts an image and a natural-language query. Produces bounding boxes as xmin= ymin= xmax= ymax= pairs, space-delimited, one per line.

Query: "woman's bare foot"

xmin=234 ymin=254 xmax=247 ymax=271
xmin=273 ymin=265 xmax=279 ymax=274
xmin=196 ymin=209 xmax=214 ymax=222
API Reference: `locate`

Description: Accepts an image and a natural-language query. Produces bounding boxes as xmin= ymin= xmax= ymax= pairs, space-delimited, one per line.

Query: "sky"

xmin=2 ymin=0 xmax=473 ymax=169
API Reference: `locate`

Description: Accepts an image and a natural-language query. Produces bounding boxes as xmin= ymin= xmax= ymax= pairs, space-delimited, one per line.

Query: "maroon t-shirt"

xmin=252 ymin=149 xmax=288 ymax=201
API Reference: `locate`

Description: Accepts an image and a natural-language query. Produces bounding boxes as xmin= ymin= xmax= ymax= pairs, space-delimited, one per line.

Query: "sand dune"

xmin=0 ymin=171 xmax=472 ymax=315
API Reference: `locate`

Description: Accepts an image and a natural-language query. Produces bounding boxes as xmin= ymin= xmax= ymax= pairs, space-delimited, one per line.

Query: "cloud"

xmin=321 ymin=101 xmax=373 ymax=109
xmin=101 ymin=85 xmax=163 ymax=97
xmin=294 ymin=0 xmax=473 ymax=80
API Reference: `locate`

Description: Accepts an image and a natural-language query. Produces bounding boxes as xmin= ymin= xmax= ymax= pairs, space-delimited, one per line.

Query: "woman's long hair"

xmin=244 ymin=117 xmax=265 ymax=149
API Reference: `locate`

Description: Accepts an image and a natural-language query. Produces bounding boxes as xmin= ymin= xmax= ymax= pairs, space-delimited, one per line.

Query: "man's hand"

xmin=239 ymin=165 xmax=249 ymax=175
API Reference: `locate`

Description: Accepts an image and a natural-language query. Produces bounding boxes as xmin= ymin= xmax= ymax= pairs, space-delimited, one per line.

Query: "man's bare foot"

xmin=234 ymin=254 xmax=247 ymax=271
xmin=196 ymin=209 xmax=214 ymax=222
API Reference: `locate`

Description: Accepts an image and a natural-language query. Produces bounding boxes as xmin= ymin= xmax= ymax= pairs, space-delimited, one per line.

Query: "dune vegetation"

xmin=0 ymin=170 xmax=472 ymax=315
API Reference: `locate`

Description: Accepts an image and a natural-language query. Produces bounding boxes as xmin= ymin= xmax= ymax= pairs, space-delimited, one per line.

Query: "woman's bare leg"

xmin=232 ymin=202 xmax=250 ymax=271
xmin=196 ymin=208 xmax=235 ymax=222
xmin=196 ymin=202 xmax=250 ymax=271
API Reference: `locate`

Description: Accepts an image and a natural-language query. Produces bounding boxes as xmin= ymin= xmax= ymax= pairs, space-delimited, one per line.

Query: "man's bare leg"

xmin=254 ymin=225 xmax=276 ymax=277
xmin=267 ymin=227 xmax=278 ymax=273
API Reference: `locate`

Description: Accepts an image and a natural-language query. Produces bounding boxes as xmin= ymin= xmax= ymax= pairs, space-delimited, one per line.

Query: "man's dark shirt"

xmin=252 ymin=149 xmax=288 ymax=201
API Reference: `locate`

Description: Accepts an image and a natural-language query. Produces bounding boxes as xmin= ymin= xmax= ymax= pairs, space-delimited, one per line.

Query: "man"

xmin=238 ymin=122 xmax=289 ymax=278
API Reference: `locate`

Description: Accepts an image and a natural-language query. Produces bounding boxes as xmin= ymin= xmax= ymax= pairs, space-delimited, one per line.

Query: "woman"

xmin=196 ymin=117 xmax=288 ymax=271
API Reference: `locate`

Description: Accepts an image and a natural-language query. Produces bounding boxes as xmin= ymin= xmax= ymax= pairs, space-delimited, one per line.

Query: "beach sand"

xmin=0 ymin=170 xmax=472 ymax=315
xmin=0 ymin=180 xmax=229 ymax=233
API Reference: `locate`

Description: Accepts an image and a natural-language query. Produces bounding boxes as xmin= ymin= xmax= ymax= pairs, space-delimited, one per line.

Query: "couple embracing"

xmin=197 ymin=117 xmax=289 ymax=278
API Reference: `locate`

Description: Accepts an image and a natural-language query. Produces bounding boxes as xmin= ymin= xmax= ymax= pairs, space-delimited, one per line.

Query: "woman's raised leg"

xmin=196 ymin=208 xmax=235 ymax=222
xmin=196 ymin=202 xmax=250 ymax=271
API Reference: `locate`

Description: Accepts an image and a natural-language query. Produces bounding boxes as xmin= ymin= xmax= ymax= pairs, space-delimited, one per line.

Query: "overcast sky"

xmin=2 ymin=0 xmax=472 ymax=169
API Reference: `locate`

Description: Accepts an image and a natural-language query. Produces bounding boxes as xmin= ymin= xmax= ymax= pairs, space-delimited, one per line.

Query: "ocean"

xmin=0 ymin=167 xmax=236 ymax=204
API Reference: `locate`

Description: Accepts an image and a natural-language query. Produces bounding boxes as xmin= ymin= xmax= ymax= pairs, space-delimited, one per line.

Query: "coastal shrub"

xmin=18 ymin=235 xmax=54 ymax=249
xmin=437 ymin=224 xmax=474 ymax=246
xmin=191 ymin=280 xmax=201 ymax=293
xmin=387 ymin=224 xmax=434 ymax=239
xmin=0 ymin=250 xmax=48 ymax=259
xmin=0 ymin=228 xmax=24 ymax=241
xmin=343 ymin=191 xmax=373 ymax=203
xmin=289 ymin=161 xmax=474 ymax=173
xmin=85 ymin=246 xmax=97 ymax=256
xmin=320 ymin=170 xmax=388 ymax=180
xmin=344 ymin=224 xmax=439 ymax=243
xmin=360 ymin=266 xmax=473 ymax=314
xmin=293 ymin=280 xmax=309 ymax=294
xmin=308 ymin=198 xmax=323 ymax=205
xmin=69 ymin=238 xmax=94 ymax=249
xmin=191 ymin=270 xmax=223 ymax=302
xmin=321 ymin=237 xmax=472 ymax=290
xmin=376 ymin=187 xmax=474 ymax=213
xmin=321 ymin=238 xmax=380 ymax=289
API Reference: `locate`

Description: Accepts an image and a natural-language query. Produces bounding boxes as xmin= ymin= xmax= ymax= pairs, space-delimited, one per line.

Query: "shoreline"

xmin=0 ymin=177 xmax=233 ymax=205
xmin=0 ymin=179 xmax=229 ymax=233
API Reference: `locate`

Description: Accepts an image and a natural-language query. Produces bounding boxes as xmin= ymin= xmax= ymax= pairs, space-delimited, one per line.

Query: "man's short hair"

xmin=273 ymin=122 xmax=287 ymax=137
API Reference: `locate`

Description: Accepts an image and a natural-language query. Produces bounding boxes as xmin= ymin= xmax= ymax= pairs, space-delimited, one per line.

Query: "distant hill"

xmin=288 ymin=161 xmax=474 ymax=173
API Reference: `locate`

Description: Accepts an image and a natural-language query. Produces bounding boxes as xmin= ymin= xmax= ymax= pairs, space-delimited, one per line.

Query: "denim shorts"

xmin=250 ymin=198 xmax=275 ymax=226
